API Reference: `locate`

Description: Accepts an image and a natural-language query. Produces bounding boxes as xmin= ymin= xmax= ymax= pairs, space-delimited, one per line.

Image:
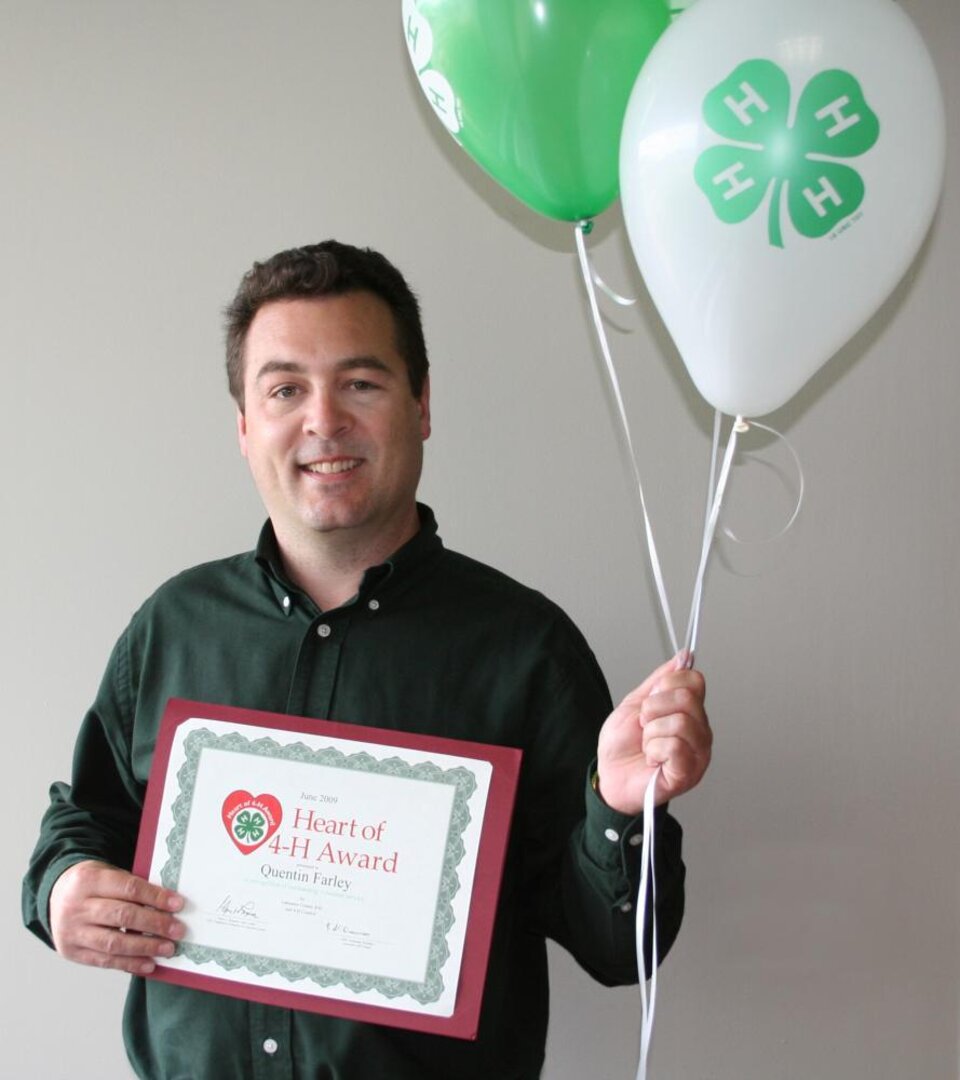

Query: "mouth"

xmin=299 ymin=458 xmax=362 ymax=476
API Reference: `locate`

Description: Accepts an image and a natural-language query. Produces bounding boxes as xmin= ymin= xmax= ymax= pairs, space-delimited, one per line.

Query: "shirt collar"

xmin=255 ymin=503 xmax=443 ymax=616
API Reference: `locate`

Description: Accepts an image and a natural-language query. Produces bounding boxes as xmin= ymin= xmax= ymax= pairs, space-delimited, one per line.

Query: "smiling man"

xmin=24 ymin=240 xmax=711 ymax=1080
xmin=236 ymin=289 xmax=430 ymax=610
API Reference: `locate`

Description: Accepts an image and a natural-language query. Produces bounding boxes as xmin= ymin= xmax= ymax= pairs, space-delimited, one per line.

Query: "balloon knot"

xmin=578 ymin=219 xmax=594 ymax=235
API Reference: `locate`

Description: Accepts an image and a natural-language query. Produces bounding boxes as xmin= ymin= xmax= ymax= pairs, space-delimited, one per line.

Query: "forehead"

xmin=244 ymin=292 xmax=402 ymax=378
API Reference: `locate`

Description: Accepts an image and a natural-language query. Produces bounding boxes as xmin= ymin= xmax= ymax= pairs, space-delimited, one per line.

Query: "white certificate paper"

xmin=134 ymin=699 xmax=521 ymax=1039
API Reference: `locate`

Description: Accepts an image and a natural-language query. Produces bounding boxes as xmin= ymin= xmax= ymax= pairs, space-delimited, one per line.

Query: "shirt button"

xmin=262 ymin=1038 xmax=278 ymax=1055
xmin=604 ymin=828 xmax=619 ymax=843
xmin=317 ymin=624 xmax=332 ymax=638
xmin=368 ymin=599 xmax=380 ymax=611
xmin=282 ymin=595 xmax=290 ymax=610
xmin=620 ymin=901 xmax=633 ymax=913
xmin=629 ymin=834 xmax=643 ymax=847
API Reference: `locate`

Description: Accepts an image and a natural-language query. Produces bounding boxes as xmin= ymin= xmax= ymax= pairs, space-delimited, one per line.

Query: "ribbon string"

xmin=636 ymin=767 xmax=660 ymax=1080
xmin=688 ymin=411 xmax=723 ymax=655
xmin=575 ymin=227 xmax=755 ymax=1080
xmin=591 ymin=265 xmax=638 ymax=307
xmin=684 ymin=417 xmax=741 ymax=655
xmin=720 ymin=419 xmax=805 ymax=544
xmin=574 ymin=222 xmax=680 ymax=656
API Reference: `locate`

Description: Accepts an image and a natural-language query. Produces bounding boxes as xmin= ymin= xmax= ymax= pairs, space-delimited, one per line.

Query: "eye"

xmin=270 ymin=384 xmax=300 ymax=400
xmin=346 ymin=379 xmax=379 ymax=392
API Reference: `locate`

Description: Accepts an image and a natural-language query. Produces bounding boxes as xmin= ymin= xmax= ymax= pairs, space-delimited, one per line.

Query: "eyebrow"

xmin=254 ymin=357 xmax=396 ymax=382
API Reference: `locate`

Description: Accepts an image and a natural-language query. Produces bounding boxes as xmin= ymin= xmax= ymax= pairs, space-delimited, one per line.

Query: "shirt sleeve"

xmin=22 ymin=626 xmax=143 ymax=947
xmin=519 ymin=612 xmax=685 ymax=986
xmin=567 ymin=768 xmax=685 ymax=983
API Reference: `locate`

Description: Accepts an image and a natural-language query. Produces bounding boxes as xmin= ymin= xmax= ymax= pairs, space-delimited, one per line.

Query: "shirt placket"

xmin=285 ymin=609 xmax=351 ymax=720
xmin=244 ymin=604 xmax=355 ymax=1078
xmin=249 ymin=1002 xmax=294 ymax=1080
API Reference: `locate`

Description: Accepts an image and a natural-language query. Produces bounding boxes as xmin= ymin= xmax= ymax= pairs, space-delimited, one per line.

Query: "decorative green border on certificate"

xmin=160 ymin=727 xmax=478 ymax=1005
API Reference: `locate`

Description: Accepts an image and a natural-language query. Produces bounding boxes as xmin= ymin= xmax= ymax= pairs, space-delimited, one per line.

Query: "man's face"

xmin=237 ymin=292 xmax=430 ymax=549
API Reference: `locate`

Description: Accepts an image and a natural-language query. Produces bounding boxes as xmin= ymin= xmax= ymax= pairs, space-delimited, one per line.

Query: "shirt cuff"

xmin=581 ymin=761 xmax=668 ymax=883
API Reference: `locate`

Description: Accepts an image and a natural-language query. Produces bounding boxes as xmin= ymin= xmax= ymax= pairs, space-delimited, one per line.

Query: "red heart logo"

xmin=221 ymin=790 xmax=283 ymax=855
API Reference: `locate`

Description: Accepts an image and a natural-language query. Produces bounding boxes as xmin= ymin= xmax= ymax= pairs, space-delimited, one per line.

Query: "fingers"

xmin=597 ymin=655 xmax=712 ymax=811
xmin=641 ymin=680 xmax=711 ymax=754
xmin=604 ymin=663 xmax=707 ymax=752
xmin=616 ymin=653 xmax=704 ymax=711
xmin=85 ymin=893 xmax=185 ymax=939
xmin=50 ymin=860 xmax=185 ymax=975
xmin=639 ymin=681 xmax=708 ymax=729
xmin=62 ymin=947 xmax=162 ymax=976
xmin=642 ymin=725 xmax=711 ymax=768
xmin=52 ymin=859 xmax=182 ymax=912
xmin=618 ymin=653 xmax=690 ymax=708
xmin=87 ymin=862 xmax=184 ymax=913
xmin=640 ymin=702 xmax=712 ymax=798
xmin=65 ymin=923 xmax=180 ymax=974
xmin=675 ymin=648 xmax=695 ymax=671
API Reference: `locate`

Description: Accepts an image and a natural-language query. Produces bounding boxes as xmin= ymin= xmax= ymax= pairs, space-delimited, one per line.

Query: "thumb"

xmin=616 ymin=650 xmax=692 ymax=711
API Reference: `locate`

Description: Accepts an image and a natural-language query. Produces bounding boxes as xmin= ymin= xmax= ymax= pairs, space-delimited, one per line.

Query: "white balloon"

xmin=620 ymin=0 xmax=945 ymax=418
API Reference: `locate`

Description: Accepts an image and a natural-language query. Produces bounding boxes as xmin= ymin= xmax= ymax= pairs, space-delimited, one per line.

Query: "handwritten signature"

xmin=215 ymin=895 xmax=259 ymax=919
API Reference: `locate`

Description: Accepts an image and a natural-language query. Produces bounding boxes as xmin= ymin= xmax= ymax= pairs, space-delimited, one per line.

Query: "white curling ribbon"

xmin=685 ymin=417 xmax=741 ymax=655
xmin=720 ymin=420 xmax=805 ymax=545
xmin=689 ymin=411 xmax=723 ymax=655
xmin=636 ymin=766 xmax=661 ymax=1080
xmin=574 ymin=223 xmax=680 ymax=656
xmin=703 ymin=411 xmax=723 ymax=544
xmin=591 ymin=265 xmax=638 ymax=308
xmin=574 ymin=228 xmax=749 ymax=1079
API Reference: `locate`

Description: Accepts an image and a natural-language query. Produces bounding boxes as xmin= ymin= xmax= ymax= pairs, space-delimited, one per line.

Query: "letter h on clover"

xmin=233 ymin=810 xmax=266 ymax=844
xmin=694 ymin=59 xmax=880 ymax=248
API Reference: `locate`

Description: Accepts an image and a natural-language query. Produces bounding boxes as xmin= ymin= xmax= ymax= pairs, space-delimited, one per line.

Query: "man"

xmin=24 ymin=240 xmax=711 ymax=1079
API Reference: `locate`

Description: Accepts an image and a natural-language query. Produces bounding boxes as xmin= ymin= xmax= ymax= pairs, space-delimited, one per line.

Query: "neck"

xmin=274 ymin=507 xmax=420 ymax=612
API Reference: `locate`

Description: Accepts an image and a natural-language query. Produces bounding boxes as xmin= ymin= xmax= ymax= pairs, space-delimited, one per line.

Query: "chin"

xmin=299 ymin=506 xmax=367 ymax=534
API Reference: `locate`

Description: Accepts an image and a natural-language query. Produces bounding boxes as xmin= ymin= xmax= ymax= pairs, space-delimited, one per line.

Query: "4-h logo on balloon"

xmin=694 ymin=60 xmax=880 ymax=248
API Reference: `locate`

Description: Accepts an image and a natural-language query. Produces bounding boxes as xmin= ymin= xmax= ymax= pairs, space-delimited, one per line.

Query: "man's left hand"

xmin=596 ymin=651 xmax=712 ymax=815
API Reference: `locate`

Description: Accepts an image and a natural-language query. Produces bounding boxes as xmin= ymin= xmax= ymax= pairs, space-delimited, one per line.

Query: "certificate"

xmin=133 ymin=699 xmax=522 ymax=1039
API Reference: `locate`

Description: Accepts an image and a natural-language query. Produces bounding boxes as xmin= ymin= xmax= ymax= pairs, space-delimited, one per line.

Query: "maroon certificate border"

xmin=132 ymin=697 xmax=522 ymax=1041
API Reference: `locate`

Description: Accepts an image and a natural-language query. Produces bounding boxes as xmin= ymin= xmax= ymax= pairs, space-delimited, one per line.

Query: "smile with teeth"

xmin=302 ymin=459 xmax=361 ymax=475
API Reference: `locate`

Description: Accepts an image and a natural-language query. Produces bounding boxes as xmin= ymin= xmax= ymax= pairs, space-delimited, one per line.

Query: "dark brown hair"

xmin=224 ymin=240 xmax=429 ymax=409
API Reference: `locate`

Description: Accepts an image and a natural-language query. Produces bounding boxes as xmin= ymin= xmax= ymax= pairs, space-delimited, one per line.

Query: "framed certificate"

xmin=133 ymin=698 xmax=522 ymax=1039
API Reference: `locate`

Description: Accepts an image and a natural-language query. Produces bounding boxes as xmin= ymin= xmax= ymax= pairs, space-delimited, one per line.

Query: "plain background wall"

xmin=4 ymin=2 xmax=957 ymax=1077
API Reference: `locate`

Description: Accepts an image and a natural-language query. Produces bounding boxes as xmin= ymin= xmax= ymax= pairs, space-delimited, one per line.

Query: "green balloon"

xmin=403 ymin=0 xmax=671 ymax=221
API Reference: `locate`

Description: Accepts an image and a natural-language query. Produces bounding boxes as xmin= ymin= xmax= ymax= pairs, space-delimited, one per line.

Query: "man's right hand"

xmin=49 ymin=860 xmax=185 ymax=975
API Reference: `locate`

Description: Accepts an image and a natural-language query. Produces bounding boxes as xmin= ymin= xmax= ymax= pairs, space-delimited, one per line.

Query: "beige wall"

xmin=4 ymin=3 xmax=957 ymax=1077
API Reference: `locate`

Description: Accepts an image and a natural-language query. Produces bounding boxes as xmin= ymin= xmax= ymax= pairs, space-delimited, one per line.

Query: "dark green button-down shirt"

xmin=24 ymin=506 xmax=684 ymax=1079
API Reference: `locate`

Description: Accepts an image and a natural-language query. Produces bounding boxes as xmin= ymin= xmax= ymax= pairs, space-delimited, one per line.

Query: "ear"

xmin=417 ymin=376 xmax=431 ymax=442
xmin=236 ymin=408 xmax=249 ymax=458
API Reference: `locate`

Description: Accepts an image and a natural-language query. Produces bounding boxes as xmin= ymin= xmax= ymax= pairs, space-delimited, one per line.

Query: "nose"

xmin=303 ymin=388 xmax=352 ymax=440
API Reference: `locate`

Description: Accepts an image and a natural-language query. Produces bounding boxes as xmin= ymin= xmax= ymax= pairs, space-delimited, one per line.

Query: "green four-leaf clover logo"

xmin=233 ymin=809 xmax=266 ymax=843
xmin=695 ymin=60 xmax=880 ymax=248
